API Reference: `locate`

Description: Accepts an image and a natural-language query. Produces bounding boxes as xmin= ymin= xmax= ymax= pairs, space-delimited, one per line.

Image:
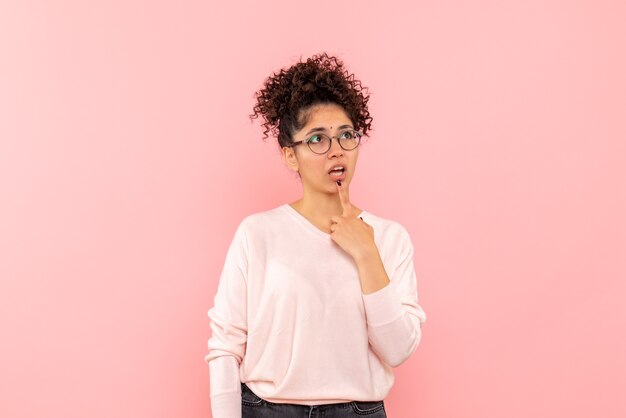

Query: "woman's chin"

xmin=330 ymin=177 xmax=349 ymax=190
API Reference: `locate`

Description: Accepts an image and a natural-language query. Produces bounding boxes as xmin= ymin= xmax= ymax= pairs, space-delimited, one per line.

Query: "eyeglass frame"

xmin=286 ymin=128 xmax=364 ymax=154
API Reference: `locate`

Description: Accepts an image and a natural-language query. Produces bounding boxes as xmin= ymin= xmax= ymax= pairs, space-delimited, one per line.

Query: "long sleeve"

xmin=361 ymin=226 xmax=427 ymax=367
xmin=204 ymin=221 xmax=249 ymax=418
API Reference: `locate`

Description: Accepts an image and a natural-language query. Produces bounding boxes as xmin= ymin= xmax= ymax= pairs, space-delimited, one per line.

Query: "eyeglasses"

xmin=287 ymin=129 xmax=363 ymax=155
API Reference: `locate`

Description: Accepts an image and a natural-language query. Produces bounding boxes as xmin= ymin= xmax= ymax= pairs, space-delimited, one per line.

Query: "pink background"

xmin=1 ymin=1 xmax=624 ymax=417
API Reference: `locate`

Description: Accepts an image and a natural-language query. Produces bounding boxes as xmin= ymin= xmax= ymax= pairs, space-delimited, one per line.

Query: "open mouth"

xmin=328 ymin=167 xmax=346 ymax=180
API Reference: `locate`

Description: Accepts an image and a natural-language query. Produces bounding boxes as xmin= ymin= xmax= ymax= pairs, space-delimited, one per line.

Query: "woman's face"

xmin=283 ymin=102 xmax=360 ymax=194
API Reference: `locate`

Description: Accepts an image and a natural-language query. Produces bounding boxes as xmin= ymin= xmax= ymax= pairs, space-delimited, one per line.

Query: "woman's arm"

xmin=354 ymin=225 xmax=427 ymax=367
xmin=205 ymin=221 xmax=250 ymax=418
xmin=208 ymin=356 xmax=241 ymax=418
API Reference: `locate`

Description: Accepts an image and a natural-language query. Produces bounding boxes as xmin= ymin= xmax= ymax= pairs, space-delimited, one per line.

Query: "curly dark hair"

xmin=249 ymin=52 xmax=373 ymax=149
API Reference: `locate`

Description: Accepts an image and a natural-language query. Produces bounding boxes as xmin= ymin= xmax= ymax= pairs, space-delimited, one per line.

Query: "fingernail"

xmin=337 ymin=180 xmax=342 ymax=186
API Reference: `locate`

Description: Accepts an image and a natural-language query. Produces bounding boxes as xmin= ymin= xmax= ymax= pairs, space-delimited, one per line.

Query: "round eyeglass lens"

xmin=307 ymin=130 xmax=361 ymax=154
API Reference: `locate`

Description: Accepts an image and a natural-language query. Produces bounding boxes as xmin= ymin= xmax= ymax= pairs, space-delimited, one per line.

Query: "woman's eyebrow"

xmin=305 ymin=124 xmax=354 ymax=136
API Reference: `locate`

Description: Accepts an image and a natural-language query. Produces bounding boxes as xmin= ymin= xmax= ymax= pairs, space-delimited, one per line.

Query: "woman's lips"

xmin=328 ymin=169 xmax=346 ymax=181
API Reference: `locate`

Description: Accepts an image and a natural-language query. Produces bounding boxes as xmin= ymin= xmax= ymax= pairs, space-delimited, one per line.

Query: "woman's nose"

xmin=328 ymin=137 xmax=344 ymax=157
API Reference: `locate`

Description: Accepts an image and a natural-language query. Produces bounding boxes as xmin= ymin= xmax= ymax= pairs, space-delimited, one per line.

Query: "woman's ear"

xmin=282 ymin=146 xmax=299 ymax=173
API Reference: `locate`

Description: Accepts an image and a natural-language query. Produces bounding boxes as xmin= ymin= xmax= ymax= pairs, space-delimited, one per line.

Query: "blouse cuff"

xmin=361 ymin=282 xmax=404 ymax=327
xmin=210 ymin=391 xmax=242 ymax=418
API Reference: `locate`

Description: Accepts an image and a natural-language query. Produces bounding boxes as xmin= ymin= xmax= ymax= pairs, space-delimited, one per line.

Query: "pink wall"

xmin=1 ymin=1 xmax=624 ymax=417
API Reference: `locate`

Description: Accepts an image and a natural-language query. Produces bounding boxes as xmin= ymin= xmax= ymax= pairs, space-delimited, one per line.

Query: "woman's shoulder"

xmin=235 ymin=203 xmax=290 ymax=233
xmin=362 ymin=210 xmax=416 ymax=267
xmin=361 ymin=209 xmax=411 ymax=240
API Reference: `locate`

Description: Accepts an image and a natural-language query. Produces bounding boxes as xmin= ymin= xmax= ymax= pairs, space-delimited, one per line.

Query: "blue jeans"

xmin=241 ymin=382 xmax=388 ymax=418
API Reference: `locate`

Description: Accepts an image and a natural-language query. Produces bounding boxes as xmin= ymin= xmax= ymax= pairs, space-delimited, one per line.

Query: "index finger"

xmin=335 ymin=180 xmax=353 ymax=217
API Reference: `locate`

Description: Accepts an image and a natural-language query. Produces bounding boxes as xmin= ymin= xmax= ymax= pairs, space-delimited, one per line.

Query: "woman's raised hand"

xmin=329 ymin=180 xmax=376 ymax=260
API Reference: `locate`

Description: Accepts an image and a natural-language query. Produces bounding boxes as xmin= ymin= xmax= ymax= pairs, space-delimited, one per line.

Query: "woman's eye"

xmin=340 ymin=131 xmax=354 ymax=139
xmin=308 ymin=135 xmax=321 ymax=143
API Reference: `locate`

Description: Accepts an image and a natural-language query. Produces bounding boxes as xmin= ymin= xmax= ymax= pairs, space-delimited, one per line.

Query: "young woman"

xmin=205 ymin=52 xmax=427 ymax=418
